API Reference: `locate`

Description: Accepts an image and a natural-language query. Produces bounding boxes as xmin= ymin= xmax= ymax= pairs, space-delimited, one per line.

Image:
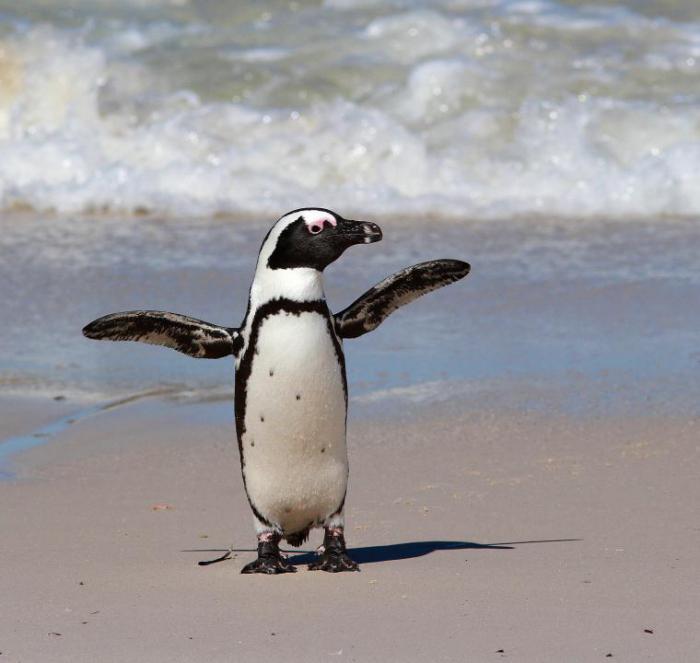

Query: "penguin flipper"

xmin=333 ymin=259 xmax=470 ymax=339
xmin=83 ymin=310 xmax=240 ymax=358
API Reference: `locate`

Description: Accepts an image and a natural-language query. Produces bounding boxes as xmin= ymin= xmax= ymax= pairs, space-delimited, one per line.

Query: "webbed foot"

xmin=241 ymin=533 xmax=297 ymax=574
xmin=308 ymin=551 xmax=359 ymax=572
xmin=308 ymin=527 xmax=359 ymax=573
xmin=241 ymin=556 xmax=297 ymax=574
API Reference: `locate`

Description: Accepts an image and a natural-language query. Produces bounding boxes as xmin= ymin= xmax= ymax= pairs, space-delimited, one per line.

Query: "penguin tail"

xmin=285 ymin=527 xmax=311 ymax=548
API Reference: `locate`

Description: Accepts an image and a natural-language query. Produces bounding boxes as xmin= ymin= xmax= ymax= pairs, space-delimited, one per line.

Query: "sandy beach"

xmin=1 ymin=391 xmax=699 ymax=662
xmin=2 ymin=214 xmax=700 ymax=661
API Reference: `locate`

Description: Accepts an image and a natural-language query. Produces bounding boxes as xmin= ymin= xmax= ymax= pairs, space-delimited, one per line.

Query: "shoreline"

xmin=4 ymin=363 xmax=699 ymax=478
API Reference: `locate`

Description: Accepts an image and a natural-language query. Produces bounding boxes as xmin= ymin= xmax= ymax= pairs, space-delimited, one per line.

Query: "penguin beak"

xmin=337 ymin=219 xmax=383 ymax=246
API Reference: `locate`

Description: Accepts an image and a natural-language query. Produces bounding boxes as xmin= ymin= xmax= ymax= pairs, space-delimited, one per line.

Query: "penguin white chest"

xmin=239 ymin=310 xmax=348 ymax=534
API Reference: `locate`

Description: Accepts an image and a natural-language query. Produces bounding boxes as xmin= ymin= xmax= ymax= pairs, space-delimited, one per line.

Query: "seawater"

xmin=1 ymin=0 xmax=700 ymax=220
xmin=1 ymin=214 xmax=699 ymax=416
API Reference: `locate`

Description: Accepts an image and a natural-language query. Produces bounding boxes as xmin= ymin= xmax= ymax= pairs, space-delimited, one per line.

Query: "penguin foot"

xmin=241 ymin=555 xmax=297 ymax=574
xmin=307 ymin=526 xmax=360 ymax=573
xmin=241 ymin=533 xmax=297 ymax=575
xmin=308 ymin=550 xmax=359 ymax=573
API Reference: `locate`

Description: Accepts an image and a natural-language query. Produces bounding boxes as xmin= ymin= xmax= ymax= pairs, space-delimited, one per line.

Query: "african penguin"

xmin=83 ymin=208 xmax=470 ymax=574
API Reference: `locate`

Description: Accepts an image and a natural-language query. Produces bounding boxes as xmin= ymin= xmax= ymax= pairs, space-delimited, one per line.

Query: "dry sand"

xmin=1 ymin=394 xmax=698 ymax=662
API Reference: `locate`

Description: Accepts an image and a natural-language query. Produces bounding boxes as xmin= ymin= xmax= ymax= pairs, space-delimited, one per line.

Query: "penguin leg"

xmin=241 ymin=530 xmax=297 ymax=575
xmin=308 ymin=519 xmax=359 ymax=573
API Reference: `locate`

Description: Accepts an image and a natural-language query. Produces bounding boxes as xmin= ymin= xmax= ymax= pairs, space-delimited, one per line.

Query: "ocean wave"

xmin=1 ymin=1 xmax=700 ymax=220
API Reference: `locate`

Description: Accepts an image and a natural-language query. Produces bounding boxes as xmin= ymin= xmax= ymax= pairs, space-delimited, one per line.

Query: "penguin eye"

xmin=309 ymin=223 xmax=324 ymax=234
xmin=303 ymin=216 xmax=336 ymax=235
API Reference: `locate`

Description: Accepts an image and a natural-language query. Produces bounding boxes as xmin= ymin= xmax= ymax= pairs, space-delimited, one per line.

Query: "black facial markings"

xmin=267 ymin=219 xmax=332 ymax=271
xmin=266 ymin=213 xmax=378 ymax=272
xmin=234 ymin=297 xmax=347 ymax=527
xmin=333 ymin=259 xmax=471 ymax=339
xmin=83 ymin=310 xmax=239 ymax=358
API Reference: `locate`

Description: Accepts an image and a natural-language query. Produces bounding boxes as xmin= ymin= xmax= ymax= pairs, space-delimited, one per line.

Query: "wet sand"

xmin=1 ymin=394 xmax=699 ymax=662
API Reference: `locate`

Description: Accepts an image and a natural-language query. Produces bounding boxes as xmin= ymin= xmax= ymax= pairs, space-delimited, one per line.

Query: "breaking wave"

xmin=2 ymin=0 xmax=700 ymax=220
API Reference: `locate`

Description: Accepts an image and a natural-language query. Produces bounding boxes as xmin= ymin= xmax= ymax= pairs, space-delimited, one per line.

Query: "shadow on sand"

xmin=186 ymin=538 xmax=580 ymax=567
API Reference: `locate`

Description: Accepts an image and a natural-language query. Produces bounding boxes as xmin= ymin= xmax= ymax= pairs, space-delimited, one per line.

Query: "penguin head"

xmin=265 ymin=208 xmax=382 ymax=272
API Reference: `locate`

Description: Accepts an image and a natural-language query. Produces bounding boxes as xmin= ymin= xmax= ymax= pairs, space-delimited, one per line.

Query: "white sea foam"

xmin=1 ymin=0 xmax=700 ymax=220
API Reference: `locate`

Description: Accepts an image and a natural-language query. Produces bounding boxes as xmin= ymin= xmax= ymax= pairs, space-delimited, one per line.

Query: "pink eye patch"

xmin=304 ymin=216 xmax=337 ymax=234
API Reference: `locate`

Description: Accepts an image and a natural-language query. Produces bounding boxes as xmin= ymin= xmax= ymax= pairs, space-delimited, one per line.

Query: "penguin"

xmin=83 ymin=208 xmax=470 ymax=574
